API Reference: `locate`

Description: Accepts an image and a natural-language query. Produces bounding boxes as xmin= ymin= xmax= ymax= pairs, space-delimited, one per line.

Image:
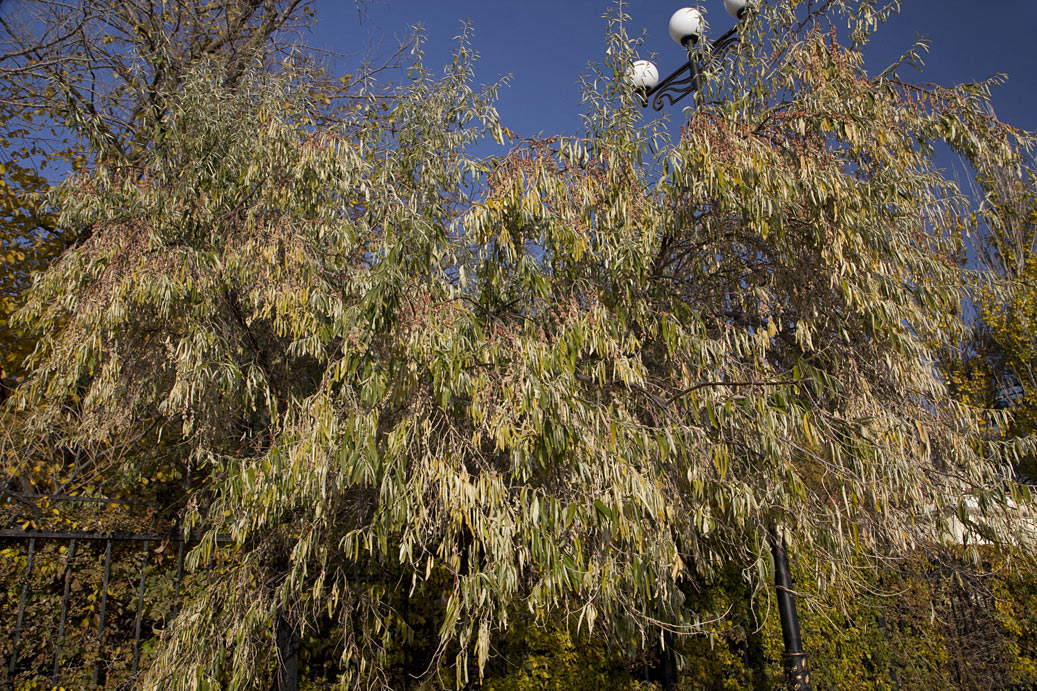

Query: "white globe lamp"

xmin=723 ymin=0 xmax=749 ymax=19
xmin=627 ymin=60 xmax=660 ymax=90
xmin=668 ymin=7 xmax=705 ymax=46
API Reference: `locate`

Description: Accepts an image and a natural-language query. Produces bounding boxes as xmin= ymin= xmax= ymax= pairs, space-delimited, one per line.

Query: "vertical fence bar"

xmin=172 ymin=535 xmax=185 ymax=619
xmin=131 ymin=540 xmax=149 ymax=684
xmin=52 ymin=539 xmax=78 ymax=683
xmin=8 ymin=537 xmax=36 ymax=679
xmin=93 ymin=538 xmax=113 ymax=686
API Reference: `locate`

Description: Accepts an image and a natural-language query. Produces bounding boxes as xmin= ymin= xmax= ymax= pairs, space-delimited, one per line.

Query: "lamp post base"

xmin=782 ymin=651 xmax=811 ymax=691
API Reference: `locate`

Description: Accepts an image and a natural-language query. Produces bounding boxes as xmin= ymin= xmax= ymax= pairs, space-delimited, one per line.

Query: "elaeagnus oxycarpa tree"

xmin=7 ymin=0 xmax=1037 ymax=687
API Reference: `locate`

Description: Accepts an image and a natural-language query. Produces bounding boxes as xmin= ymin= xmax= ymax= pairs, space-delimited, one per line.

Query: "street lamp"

xmin=628 ymin=2 xmax=751 ymax=110
xmin=628 ymin=5 xmax=814 ymax=691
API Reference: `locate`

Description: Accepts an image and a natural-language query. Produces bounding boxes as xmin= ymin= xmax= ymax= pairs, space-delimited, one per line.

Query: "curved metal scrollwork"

xmin=636 ymin=26 xmax=741 ymax=110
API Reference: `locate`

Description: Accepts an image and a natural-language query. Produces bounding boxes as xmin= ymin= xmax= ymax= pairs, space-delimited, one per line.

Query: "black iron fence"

xmin=4 ymin=494 xmax=1032 ymax=690
xmin=0 ymin=493 xmax=298 ymax=690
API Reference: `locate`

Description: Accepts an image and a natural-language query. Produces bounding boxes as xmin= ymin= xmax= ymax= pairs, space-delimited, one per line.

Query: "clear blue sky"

xmin=311 ymin=0 xmax=1037 ymax=139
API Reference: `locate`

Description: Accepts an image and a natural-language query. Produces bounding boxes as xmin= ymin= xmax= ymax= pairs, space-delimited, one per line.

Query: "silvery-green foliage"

xmin=11 ymin=2 xmax=1037 ymax=688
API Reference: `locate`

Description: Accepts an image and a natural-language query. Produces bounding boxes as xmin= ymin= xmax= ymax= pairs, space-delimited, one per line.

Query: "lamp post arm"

xmin=637 ymin=59 xmax=700 ymax=111
xmin=636 ymin=25 xmax=741 ymax=110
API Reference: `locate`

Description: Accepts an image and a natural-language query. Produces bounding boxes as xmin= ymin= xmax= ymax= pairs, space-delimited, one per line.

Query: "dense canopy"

xmin=5 ymin=0 xmax=1037 ymax=688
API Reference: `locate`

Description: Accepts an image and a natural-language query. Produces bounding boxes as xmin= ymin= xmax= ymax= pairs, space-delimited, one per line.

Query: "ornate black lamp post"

xmin=627 ymin=0 xmax=749 ymax=110
xmin=627 ymin=4 xmax=814 ymax=690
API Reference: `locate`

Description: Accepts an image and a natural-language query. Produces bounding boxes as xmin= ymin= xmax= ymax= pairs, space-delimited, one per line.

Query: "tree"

xmin=0 ymin=0 xmax=320 ymax=165
xmin=0 ymin=106 xmax=71 ymax=398
xmin=0 ymin=0 xmax=369 ymax=494
xmin=946 ymin=159 xmax=1037 ymax=479
xmin=0 ymin=0 xmax=326 ymax=379
xmin=0 ymin=0 xmax=337 ymax=363
xmin=7 ymin=0 xmax=1037 ymax=688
